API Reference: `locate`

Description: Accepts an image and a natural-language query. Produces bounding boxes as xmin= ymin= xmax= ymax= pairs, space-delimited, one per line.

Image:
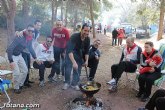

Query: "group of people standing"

xmin=112 ymin=27 xmax=125 ymax=46
xmin=6 ymin=20 xmax=101 ymax=93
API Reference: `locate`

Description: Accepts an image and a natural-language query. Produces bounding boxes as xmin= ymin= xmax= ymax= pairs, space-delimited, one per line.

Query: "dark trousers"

xmin=88 ymin=59 xmax=99 ymax=81
xmin=49 ymin=46 xmax=65 ymax=78
xmin=118 ymin=38 xmax=123 ymax=46
xmin=112 ymin=38 xmax=117 ymax=46
xmin=145 ymin=89 xmax=165 ymax=110
xmin=33 ymin=61 xmax=56 ymax=81
xmin=22 ymin=52 xmax=30 ymax=84
xmin=138 ymin=72 xmax=161 ymax=97
xmin=111 ymin=61 xmax=137 ymax=83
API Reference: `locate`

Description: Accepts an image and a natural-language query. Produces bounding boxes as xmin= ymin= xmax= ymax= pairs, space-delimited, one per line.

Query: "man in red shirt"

xmin=48 ymin=20 xmax=70 ymax=81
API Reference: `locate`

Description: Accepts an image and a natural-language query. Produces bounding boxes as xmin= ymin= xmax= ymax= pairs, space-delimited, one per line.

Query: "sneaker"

xmin=71 ymin=85 xmax=80 ymax=91
xmin=39 ymin=81 xmax=45 ymax=87
xmin=106 ymin=78 xmax=116 ymax=85
xmin=13 ymin=89 xmax=21 ymax=94
xmin=62 ymin=83 xmax=70 ymax=90
xmin=48 ymin=77 xmax=56 ymax=83
xmin=55 ymin=75 xmax=62 ymax=81
xmin=108 ymin=85 xmax=117 ymax=93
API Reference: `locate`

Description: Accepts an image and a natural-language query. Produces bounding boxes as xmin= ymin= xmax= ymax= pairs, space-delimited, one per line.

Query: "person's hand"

xmin=49 ymin=60 xmax=54 ymax=64
xmin=125 ymin=58 xmax=130 ymax=61
xmin=62 ymin=52 xmax=66 ymax=58
xmin=10 ymin=62 xmax=15 ymax=70
xmin=73 ymin=62 xmax=78 ymax=70
xmin=15 ymin=30 xmax=25 ymax=37
xmin=149 ymin=61 xmax=156 ymax=67
xmin=149 ymin=67 xmax=155 ymax=73
xmin=35 ymin=60 xmax=43 ymax=65
xmin=83 ymin=61 xmax=88 ymax=67
xmin=95 ymin=55 xmax=99 ymax=60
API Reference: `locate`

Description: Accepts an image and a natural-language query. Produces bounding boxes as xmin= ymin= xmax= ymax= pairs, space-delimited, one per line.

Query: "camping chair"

xmin=0 ymin=78 xmax=12 ymax=109
xmin=153 ymin=44 xmax=165 ymax=89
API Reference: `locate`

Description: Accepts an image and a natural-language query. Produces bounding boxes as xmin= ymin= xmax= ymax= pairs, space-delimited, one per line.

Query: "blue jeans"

xmin=48 ymin=46 xmax=65 ymax=78
xmin=64 ymin=55 xmax=82 ymax=86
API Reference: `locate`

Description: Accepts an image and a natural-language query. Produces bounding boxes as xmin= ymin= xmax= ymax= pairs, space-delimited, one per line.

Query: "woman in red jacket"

xmin=117 ymin=28 xmax=125 ymax=46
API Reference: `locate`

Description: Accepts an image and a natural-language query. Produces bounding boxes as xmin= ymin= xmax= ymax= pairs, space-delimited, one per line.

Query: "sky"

xmin=101 ymin=0 xmax=141 ymax=27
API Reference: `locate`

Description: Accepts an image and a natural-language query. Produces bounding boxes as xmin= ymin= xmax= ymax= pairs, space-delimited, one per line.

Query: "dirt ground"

xmin=0 ymin=29 xmax=164 ymax=110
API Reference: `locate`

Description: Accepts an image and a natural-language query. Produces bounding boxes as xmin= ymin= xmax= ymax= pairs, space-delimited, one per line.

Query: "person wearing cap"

xmin=6 ymin=24 xmax=37 ymax=94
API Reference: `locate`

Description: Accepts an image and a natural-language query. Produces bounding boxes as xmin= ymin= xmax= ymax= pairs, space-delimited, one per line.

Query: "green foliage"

xmin=0 ymin=0 xmax=113 ymax=35
xmin=102 ymin=0 xmax=112 ymax=11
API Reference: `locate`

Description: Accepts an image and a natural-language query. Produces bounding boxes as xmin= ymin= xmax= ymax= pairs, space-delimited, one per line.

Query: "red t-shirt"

xmin=52 ymin=27 xmax=70 ymax=48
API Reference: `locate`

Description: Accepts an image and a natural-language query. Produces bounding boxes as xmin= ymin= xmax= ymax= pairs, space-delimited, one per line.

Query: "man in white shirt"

xmin=33 ymin=37 xmax=55 ymax=87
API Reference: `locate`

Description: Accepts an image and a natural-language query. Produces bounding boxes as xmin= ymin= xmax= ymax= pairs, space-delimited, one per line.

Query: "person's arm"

xmin=6 ymin=37 xmax=20 ymax=70
xmin=88 ymin=46 xmax=95 ymax=59
xmin=6 ymin=37 xmax=20 ymax=63
xmin=84 ymin=38 xmax=90 ymax=67
xmin=67 ymin=35 xmax=77 ymax=70
xmin=120 ymin=50 xmax=124 ymax=62
xmin=34 ymin=44 xmax=43 ymax=65
xmin=27 ymin=40 xmax=36 ymax=60
xmin=50 ymin=46 xmax=55 ymax=61
xmin=65 ymin=28 xmax=70 ymax=41
xmin=130 ymin=46 xmax=142 ymax=64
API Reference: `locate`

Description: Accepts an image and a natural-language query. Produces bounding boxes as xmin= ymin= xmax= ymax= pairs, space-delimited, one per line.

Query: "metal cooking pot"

xmin=79 ymin=82 xmax=101 ymax=97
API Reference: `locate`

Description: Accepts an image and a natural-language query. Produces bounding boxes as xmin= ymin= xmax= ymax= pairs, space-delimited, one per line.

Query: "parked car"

xmin=136 ymin=28 xmax=146 ymax=38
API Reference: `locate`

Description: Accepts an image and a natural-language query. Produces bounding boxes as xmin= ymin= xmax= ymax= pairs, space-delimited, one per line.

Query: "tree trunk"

xmin=157 ymin=0 xmax=165 ymax=41
xmin=73 ymin=9 xmax=78 ymax=31
xmin=51 ymin=0 xmax=55 ymax=28
xmin=89 ymin=0 xmax=96 ymax=38
xmin=61 ymin=0 xmax=63 ymax=21
xmin=1 ymin=0 xmax=16 ymax=45
xmin=65 ymin=2 xmax=68 ymax=27
xmin=22 ymin=0 xmax=29 ymax=27
xmin=54 ymin=3 xmax=58 ymax=21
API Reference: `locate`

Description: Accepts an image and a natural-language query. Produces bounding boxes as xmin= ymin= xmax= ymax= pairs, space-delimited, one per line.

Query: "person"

xmin=48 ymin=20 xmax=70 ymax=81
xmin=32 ymin=19 xmax=42 ymax=50
xmin=6 ymin=25 xmax=37 ymax=94
xmin=33 ymin=37 xmax=56 ymax=87
xmin=138 ymin=89 xmax=165 ymax=110
xmin=139 ymin=54 xmax=163 ymax=74
xmin=63 ymin=23 xmax=90 ymax=91
xmin=88 ymin=39 xmax=101 ymax=81
xmin=104 ymin=25 xmax=107 ymax=35
xmin=137 ymin=41 xmax=162 ymax=102
xmin=15 ymin=20 xmax=42 ymax=86
xmin=112 ymin=28 xmax=118 ymax=46
xmin=107 ymin=37 xmax=142 ymax=92
xmin=117 ymin=28 xmax=125 ymax=46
